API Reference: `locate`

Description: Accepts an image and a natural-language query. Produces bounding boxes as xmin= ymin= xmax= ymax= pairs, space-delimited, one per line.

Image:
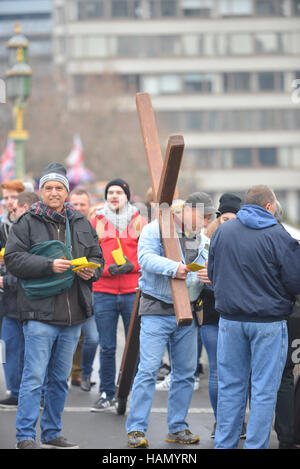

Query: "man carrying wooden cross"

xmin=126 ymin=192 xmax=212 ymax=448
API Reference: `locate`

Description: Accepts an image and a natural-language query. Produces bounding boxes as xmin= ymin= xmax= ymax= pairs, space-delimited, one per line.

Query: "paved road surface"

xmin=0 ymin=320 xmax=280 ymax=451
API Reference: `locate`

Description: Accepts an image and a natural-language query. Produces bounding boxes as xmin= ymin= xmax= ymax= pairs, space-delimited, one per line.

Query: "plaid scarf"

xmin=29 ymin=201 xmax=75 ymax=224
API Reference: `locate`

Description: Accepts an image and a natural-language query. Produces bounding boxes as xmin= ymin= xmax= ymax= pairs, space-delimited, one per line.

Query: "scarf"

xmin=96 ymin=202 xmax=138 ymax=234
xmin=29 ymin=201 xmax=75 ymax=224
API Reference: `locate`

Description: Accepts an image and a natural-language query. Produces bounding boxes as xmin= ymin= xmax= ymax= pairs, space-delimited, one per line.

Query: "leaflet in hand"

xmin=71 ymin=257 xmax=101 ymax=271
xmin=186 ymin=262 xmax=206 ymax=272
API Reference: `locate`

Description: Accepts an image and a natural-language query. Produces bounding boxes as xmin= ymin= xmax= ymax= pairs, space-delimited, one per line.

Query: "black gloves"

xmin=108 ymin=257 xmax=134 ymax=276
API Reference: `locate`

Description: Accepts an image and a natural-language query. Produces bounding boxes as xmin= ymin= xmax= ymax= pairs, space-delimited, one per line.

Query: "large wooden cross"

xmin=115 ymin=93 xmax=193 ymax=414
xmin=136 ymin=92 xmax=193 ymax=327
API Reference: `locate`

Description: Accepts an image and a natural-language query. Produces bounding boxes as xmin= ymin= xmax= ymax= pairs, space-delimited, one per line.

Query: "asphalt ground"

xmin=0 ymin=319 xmax=283 ymax=460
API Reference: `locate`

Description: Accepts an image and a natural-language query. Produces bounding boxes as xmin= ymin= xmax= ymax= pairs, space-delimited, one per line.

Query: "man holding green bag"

xmin=4 ymin=162 xmax=104 ymax=449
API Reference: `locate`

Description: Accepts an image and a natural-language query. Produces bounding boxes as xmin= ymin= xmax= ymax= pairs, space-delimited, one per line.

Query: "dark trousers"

xmin=275 ymin=317 xmax=300 ymax=444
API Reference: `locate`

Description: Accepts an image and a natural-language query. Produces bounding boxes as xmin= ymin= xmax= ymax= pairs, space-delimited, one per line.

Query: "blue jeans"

xmin=215 ymin=318 xmax=288 ymax=449
xmin=1 ymin=317 xmax=24 ymax=399
xmin=126 ymin=315 xmax=198 ymax=434
xmin=200 ymin=324 xmax=218 ymax=420
xmin=94 ymin=292 xmax=135 ymax=399
xmin=16 ymin=320 xmax=81 ymax=443
xmin=81 ymin=315 xmax=98 ymax=378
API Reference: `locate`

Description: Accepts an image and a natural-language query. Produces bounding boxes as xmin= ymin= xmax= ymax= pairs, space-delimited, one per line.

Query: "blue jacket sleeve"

xmin=280 ymin=238 xmax=300 ymax=296
xmin=138 ymin=221 xmax=180 ymax=278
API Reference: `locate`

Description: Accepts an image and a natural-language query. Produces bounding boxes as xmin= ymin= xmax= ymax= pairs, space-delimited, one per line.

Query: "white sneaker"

xmin=155 ymin=374 xmax=171 ymax=391
xmin=194 ymin=378 xmax=200 ymax=391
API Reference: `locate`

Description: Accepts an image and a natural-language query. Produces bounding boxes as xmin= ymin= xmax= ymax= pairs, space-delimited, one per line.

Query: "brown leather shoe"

xmin=71 ymin=378 xmax=81 ymax=387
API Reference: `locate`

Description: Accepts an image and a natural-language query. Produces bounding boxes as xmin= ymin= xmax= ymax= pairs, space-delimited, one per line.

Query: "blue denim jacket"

xmin=138 ymin=219 xmax=209 ymax=304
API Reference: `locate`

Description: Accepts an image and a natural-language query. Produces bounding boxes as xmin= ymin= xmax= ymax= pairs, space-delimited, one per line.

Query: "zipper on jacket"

xmin=67 ymin=291 xmax=72 ymax=325
xmin=57 ymin=223 xmax=72 ymax=324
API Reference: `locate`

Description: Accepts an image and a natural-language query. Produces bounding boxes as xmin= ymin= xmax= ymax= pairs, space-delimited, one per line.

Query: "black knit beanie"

xmin=217 ymin=193 xmax=242 ymax=215
xmin=105 ymin=178 xmax=130 ymax=201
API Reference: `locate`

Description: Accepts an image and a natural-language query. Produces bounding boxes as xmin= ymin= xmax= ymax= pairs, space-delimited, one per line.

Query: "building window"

xmin=142 ymin=75 xmax=181 ymax=95
xmin=184 ymin=73 xmax=214 ymax=93
xmin=258 ymin=148 xmax=277 ymax=166
xmin=189 ymin=149 xmax=219 ymax=169
xmin=120 ymin=74 xmax=140 ymax=92
xmin=255 ymin=33 xmax=281 ymax=54
xmin=229 ymin=34 xmax=253 ymax=55
xmin=292 ymin=0 xmax=300 ymax=16
xmin=234 ymin=148 xmax=252 ymax=167
xmin=160 ymin=36 xmax=181 ymax=56
xmin=223 ymin=72 xmax=251 ymax=92
xmin=255 ymin=0 xmax=285 ymax=16
xmin=157 ymin=111 xmax=181 ymax=132
xmin=278 ymin=148 xmax=292 ymax=168
xmin=86 ymin=36 xmax=107 ymax=57
xmin=185 ymin=111 xmax=203 ymax=130
xmin=293 ymin=148 xmax=300 ymax=167
xmin=182 ymin=0 xmax=213 ymax=17
xmin=117 ymin=35 xmax=181 ymax=57
xmin=220 ymin=0 xmax=252 ymax=16
xmin=182 ymin=35 xmax=202 ymax=55
xmin=257 ymin=72 xmax=284 ymax=91
xmin=221 ymin=149 xmax=233 ymax=168
xmin=75 ymin=1 xmax=105 ymax=20
xmin=160 ymin=0 xmax=178 ymax=16
xmin=112 ymin=0 xmax=129 ymax=17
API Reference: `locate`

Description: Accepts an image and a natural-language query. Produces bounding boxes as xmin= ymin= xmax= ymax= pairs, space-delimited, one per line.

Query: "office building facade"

xmin=53 ymin=0 xmax=300 ymax=222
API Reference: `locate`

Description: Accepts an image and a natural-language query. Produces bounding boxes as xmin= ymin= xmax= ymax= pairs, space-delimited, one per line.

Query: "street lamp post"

xmin=5 ymin=23 xmax=31 ymax=180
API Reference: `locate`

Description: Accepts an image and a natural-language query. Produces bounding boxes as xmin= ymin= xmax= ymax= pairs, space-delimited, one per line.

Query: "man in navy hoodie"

xmin=208 ymin=185 xmax=300 ymax=449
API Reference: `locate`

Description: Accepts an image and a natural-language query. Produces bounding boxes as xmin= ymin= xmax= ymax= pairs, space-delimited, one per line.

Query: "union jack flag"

xmin=0 ymin=138 xmax=15 ymax=182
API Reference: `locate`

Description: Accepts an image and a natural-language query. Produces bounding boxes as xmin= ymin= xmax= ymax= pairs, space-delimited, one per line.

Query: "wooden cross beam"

xmin=136 ymin=92 xmax=193 ymax=327
xmin=114 ymin=93 xmax=193 ymax=412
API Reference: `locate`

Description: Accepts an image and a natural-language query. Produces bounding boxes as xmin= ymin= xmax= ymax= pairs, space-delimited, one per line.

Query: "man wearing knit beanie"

xmin=39 ymin=162 xmax=70 ymax=193
xmin=4 ymin=162 xmax=103 ymax=449
xmin=90 ymin=178 xmax=147 ymax=412
xmin=104 ymin=178 xmax=130 ymax=205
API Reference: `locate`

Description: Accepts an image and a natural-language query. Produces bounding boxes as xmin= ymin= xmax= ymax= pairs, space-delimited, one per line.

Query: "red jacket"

xmin=91 ymin=211 xmax=146 ymax=294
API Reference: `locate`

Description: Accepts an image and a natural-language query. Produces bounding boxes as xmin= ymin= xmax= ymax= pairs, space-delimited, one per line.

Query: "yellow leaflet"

xmin=72 ymin=262 xmax=101 ymax=272
xmin=71 ymin=257 xmax=88 ymax=266
xmin=111 ymin=238 xmax=126 ymax=266
xmin=0 ymin=248 xmax=5 ymax=259
xmin=186 ymin=262 xmax=206 ymax=272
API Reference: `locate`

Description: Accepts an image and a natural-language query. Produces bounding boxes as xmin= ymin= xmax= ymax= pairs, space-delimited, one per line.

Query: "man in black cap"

xmin=90 ymin=178 xmax=147 ymax=412
xmin=4 ymin=162 xmax=104 ymax=449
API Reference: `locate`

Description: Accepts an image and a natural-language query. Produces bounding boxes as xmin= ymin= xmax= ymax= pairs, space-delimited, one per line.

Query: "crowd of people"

xmin=0 ymin=162 xmax=300 ymax=450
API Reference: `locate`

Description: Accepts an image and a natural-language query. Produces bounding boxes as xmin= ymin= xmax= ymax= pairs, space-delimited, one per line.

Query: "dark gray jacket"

xmin=1 ymin=267 xmax=18 ymax=320
xmin=4 ymin=209 xmax=104 ymax=325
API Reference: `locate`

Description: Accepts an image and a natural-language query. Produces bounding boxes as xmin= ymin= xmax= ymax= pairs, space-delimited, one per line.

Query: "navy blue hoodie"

xmin=208 ymin=205 xmax=300 ymax=322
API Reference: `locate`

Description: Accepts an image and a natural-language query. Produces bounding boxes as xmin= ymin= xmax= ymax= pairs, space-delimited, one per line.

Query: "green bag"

xmin=21 ymin=218 xmax=75 ymax=300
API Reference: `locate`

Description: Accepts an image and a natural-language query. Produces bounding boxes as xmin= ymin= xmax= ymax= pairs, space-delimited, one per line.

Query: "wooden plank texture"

xmin=136 ymin=92 xmax=193 ymax=327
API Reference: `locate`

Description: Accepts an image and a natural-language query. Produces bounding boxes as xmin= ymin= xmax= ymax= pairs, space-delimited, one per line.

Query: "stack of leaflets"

xmin=71 ymin=257 xmax=101 ymax=272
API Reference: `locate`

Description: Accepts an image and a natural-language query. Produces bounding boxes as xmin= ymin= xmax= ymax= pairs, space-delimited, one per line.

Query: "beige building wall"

xmin=53 ymin=0 xmax=300 ymax=223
